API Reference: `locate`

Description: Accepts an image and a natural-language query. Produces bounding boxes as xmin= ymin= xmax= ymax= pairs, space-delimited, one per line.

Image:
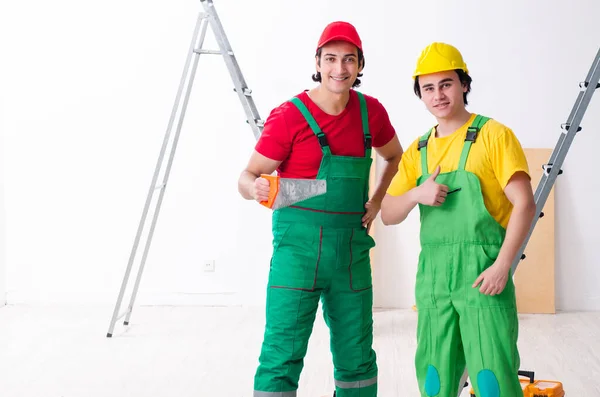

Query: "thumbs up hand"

xmin=416 ymin=166 xmax=449 ymax=206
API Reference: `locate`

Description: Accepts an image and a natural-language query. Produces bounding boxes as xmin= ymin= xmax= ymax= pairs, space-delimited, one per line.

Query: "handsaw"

xmin=259 ymin=174 xmax=327 ymax=210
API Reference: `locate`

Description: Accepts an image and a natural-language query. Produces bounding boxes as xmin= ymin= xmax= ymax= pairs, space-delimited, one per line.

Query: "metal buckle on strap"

xmin=465 ymin=126 xmax=479 ymax=142
xmin=317 ymin=133 xmax=329 ymax=147
xmin=418 ymin=139 xmax=429 ymax=150
xmin=364 ymin=136 xmax=372 ymax=149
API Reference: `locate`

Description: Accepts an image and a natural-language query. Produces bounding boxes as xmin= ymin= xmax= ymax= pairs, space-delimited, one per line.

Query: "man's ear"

xmin=315 ymin=55 xmax=321 ymax=73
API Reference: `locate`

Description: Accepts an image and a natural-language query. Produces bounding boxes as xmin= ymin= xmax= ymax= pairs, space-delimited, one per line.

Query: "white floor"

xmin=0 ymin=305 xmax=597 ymax=397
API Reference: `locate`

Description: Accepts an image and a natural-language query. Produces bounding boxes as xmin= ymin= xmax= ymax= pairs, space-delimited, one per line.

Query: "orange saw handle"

xmin=259 ymin=174 xmax=279 ymax=209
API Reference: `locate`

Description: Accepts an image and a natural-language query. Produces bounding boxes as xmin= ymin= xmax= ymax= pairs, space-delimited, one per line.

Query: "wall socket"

xmin=203 ymin=259 xmax=215 ymax=272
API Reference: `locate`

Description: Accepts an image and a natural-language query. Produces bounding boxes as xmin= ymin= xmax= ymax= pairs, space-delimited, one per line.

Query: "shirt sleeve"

xmin=387 ymin=141 xmax=419 ymax=196
xmin=488 ymin=127 xmax=531 ymax=188
xmin=254 ymin=105 xmax=292 ymax=161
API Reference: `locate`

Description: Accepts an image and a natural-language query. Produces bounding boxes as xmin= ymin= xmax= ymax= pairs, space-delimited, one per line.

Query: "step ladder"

xmin=460 ymin=46 xmax=600 ymax=396
xmin=106 ymin=0 xmax=263 ymax=337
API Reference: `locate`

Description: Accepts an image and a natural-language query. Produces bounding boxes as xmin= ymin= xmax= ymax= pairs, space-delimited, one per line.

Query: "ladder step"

xmin=580 ymin=81 xmax=600 ymax=89
xmin=541 ymin=163 xmax=564 ymax=175
xmin=194 ymin=49 xmax=234 ymax=56
xmin=154 ymin=184 xmax=166 ymax=190
xmin=561 ymin=123 xmax=582 ymax=132
xmin=246 ymin=119 xmax=265 ymax=127
xmin=233 ymin=87 xmax=253 ymax=96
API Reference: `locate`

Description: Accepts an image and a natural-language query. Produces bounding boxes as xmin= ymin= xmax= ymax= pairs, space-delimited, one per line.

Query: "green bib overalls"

xmin=415 ymin=115 xmax=522 ymax=397
xmin=254 ymin=92 xmax=378 ymax=397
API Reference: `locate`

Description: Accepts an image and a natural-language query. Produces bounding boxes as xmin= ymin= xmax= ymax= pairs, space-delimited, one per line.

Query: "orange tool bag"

xmin=469 ymin=370 xmax=565 ymax=397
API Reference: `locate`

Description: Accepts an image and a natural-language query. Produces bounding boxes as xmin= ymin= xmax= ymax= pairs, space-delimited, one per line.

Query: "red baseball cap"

xmin=317 ymin=21 xmax=362 ymax=52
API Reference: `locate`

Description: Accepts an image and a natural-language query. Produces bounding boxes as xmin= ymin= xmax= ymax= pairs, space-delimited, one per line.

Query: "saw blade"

xmin=271 ymin=177 xmax=327 ymax=209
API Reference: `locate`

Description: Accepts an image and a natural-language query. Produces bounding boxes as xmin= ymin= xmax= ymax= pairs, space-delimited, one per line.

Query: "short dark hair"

xmin=311 ymin=47 xmax=365 ymax=88
xmin=413 ymin=69 xmax=472 ymax=105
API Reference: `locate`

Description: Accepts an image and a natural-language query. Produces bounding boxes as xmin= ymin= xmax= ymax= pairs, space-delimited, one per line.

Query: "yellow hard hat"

xmin=412 ymin=42 xmax=468 ymax=79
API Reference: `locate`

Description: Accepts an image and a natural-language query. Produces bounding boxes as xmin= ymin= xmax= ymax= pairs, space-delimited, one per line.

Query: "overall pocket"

xmin=268 ymin=223 xmax=322 ymax=291
xmin=466 ymin=244 xmax=515 ymax=309
xmin=348 ymin=228 xmax=375 ymax=291
xmin=327 ymin=176 xmax=366 ymax=214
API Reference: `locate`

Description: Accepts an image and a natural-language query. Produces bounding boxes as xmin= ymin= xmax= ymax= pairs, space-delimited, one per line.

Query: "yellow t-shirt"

xmin=387 ymin=113 xmax=530 ymax=228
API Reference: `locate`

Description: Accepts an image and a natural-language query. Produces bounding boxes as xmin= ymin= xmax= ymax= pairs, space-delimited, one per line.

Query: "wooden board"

xmin=514 ymin=148 xmax=556 ymax=314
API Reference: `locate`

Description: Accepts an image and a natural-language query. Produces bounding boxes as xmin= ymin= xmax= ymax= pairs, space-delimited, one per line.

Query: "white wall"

xmin=0 ymin=102 xmax=5 ymax=306
xmin=2 ymin=0 xmax=599 ymax=311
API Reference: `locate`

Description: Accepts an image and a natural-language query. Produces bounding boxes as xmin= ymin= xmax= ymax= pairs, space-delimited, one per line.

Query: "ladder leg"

xmin=107 ymin=13 xmax=210 ymax=337
xmin=123 ymin=14 xmax=211 ymax=326
xmin=457 ymin=368 xmax=469 ymax=396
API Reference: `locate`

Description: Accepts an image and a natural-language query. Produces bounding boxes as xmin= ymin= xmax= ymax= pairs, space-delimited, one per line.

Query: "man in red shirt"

xmin=238 ymin=21 xmax=403 ymax=397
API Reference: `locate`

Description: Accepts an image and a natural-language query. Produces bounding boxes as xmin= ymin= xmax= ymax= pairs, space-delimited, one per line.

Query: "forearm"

xmin=381 ymin=188 xmax=419 ymax=225
xmin=496 ymin=200 xmax=536 ymax=270
xmin=238 ymin=151 xmax=282 ymax=200
xmin=238 ymin=170 xmax=259 ymax=200
xmin=371 ymin=155 xmax=401 ymax=203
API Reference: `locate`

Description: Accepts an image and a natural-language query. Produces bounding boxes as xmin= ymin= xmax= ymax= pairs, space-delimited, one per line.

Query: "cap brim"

xmin=319 ymin=35 xmax=361 ymax=50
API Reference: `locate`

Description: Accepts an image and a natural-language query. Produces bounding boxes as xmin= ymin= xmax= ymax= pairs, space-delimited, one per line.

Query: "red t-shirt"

xmin=255 ymin=90 xmax=396 ymax=179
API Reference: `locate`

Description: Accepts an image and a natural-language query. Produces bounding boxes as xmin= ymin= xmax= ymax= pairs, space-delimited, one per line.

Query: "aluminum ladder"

xmin=106 ymin=0 xmax=263 ymax=337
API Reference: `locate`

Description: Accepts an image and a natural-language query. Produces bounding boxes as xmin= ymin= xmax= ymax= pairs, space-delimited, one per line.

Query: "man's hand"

xmin=416 ymin=166 xmax=448 ymax=206
xmin=362 ymin=199 xmax=381 ymax=230
xmin=251 ymin=177 xmax=271 ymax=203
xmin=238 ymin=151 xmax=282 ymax=201
xmin=472 ymin=261 xmax=510 ymax=296
xmin=471 ymin=171 xmax=535 ymax=296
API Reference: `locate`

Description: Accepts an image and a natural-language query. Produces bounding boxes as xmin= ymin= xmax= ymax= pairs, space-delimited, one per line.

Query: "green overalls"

xmin=415 ymin=115 xmax=522 ymax=397
xmin=253 ymin=91 xmax=378 ymax=397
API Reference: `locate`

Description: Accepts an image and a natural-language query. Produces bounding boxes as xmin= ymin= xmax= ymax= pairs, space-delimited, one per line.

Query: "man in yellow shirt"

xmin=381 ymin=43 xmax=536 ymax=397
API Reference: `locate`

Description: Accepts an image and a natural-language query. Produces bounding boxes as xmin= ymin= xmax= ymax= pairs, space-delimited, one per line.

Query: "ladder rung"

xmin=541 ymin=163 xmax=563 ymax=175
xmin=561 ymin=123 xmax=582 ymax=132
xmin=154 ymin=184 xmax=166 ymax=190
xmin=579 ymin=81 xmax=600 ymax=89
xmin=233 ymin=87 xmax=253 ymax=96
xmin=246 ymin=119 xmax=265 ymax=127
xmin=194 ymin=49 xmax=234 ymax=56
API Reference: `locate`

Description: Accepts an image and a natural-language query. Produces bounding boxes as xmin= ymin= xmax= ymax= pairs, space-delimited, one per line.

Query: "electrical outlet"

xmin=203 ymin=259 xmax=215 ymax=272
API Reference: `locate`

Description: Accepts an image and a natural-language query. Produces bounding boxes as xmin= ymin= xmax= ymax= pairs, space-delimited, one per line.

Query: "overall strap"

xmin=457 ymin=115 xmax=490 ymax=170
xmin=289 ymin=97 xmax=331 ymax=155
xmin=355 ymin=91 xmax=372 ymax=157
xmin=417 ymin=128 xmax=434 ymax=176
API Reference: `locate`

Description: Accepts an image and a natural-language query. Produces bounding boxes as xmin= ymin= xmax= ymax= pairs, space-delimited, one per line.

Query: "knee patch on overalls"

xmin=476 ymin=369 xmax=500 ymax=397
xmin=424 ymin=365 xmax=441 ymax=396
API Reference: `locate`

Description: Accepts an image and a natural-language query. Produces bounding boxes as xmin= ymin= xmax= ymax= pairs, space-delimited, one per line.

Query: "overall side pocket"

xmin=269 ymin=223 xmax=321 ymax=291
